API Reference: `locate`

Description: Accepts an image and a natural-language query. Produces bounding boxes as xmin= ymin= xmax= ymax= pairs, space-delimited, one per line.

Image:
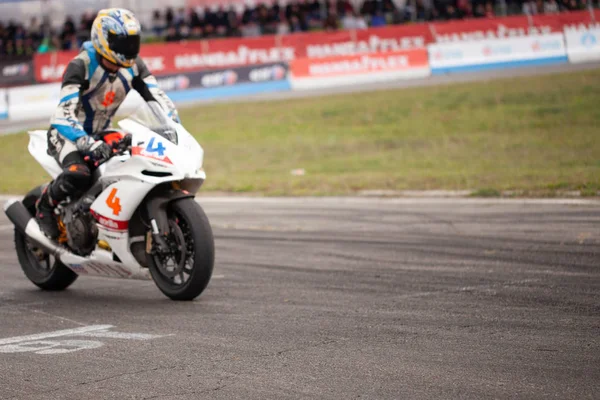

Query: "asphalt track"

xmin=0 ymin=197 xmax=598 ymax=399
xmin=2 ymin=61 xmax=599 ymax=135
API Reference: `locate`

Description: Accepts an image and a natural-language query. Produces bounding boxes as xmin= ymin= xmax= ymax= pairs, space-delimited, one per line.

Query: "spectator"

xmin=165 ymin=7 xmax=174 ymax=27
xmin=336 ymin=0 xmax=355 ymax=16
xmin=63 ymin=16 xmax=75 ymax=36
xmin=76 ymin=15 xmax=90 ymax=46
xmin=383 ymin=0 xmax=397 ymax=14
xmin=370 ymin=10 xmax=387 ymax=26
xmin=457 ymin=0 xmax=474 ymax=18
xmin=241 ymin=5 xmax=261 ymax=37
xmin=323 ymin=9 xmax=339 ymax=30
xmin=152 ymin=10 xmax=165 ymax=37
xmin=416 ymin=0 xmax=429 ymax=20
xmin=306 ymin=0 xmax=323 ymax=28
xmin=522 ymin=0 xmax=538 ymax=14
xmin=485 ymin=2 xmax=495 ymax=17
xmin=544 ymin=0 xmax=560 ymax=12
xmin=286 ymin=2 xmax=308 ymax=31
xmin=227 ymin=5 xmax=242 ymax=37
xmin=361 ymin=0 xmax=375 ymax=16
xmin=473 ymin=2 xmax=487 ymax=17
xmin=214 ymin=6 xmax=230 ymax=36
xmin=175 ymin=7 xmax=187 ymax=28
xmin=29 ymin=17 xmax=41 ymax=42
xmin=165 ymin=25 xmax=182 ymax=42
xmin=341 ymin=10 xmax=368 ymax=29
xmin=272 ymin=1 xmax=283 ymax=19
xmin=445 ymin=4 xmax=460 ymax=19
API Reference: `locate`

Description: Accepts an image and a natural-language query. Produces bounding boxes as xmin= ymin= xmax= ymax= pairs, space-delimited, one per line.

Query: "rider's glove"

xmin=76 ymin=136 xmax=112 ymax=166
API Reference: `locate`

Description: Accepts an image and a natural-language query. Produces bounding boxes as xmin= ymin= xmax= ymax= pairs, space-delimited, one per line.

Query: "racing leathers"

xmin=36 ymin=41 xmax=178 ymax=239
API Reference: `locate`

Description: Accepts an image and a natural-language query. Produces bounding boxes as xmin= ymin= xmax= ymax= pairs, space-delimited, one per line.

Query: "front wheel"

xmin=147 ymin=199 xmax=215 ymax=301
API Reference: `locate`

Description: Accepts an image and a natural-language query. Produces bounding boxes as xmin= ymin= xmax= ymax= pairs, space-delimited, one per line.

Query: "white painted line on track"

xmin=78 ymin=331 xmax=170 ymax=340
xmin=0 ymin=325 xmax=173 ymax=355
xmin=0 ymin=325 xmax=113 ymax=346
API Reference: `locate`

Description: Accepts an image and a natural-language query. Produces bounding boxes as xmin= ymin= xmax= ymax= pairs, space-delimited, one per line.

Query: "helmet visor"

xmin=108 ymin=33 xmax=140 ymax=60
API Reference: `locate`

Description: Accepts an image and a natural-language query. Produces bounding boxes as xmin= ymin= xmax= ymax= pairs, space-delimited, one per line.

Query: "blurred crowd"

xmin=0 ymin=12 xmax=95 ymax=57
xmin=0 ymin=0 xmax=597 ymax=56
xmin=155 ymin=0 xmax=597 ymax=40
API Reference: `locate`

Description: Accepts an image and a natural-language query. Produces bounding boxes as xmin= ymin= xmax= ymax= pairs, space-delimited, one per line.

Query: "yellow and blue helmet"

xmin=91 ymin=8 xmax=141 ymax=68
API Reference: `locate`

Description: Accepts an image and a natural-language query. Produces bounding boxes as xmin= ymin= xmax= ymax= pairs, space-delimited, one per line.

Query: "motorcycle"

xmin=3 ymin=102 xmax=215 ymax=301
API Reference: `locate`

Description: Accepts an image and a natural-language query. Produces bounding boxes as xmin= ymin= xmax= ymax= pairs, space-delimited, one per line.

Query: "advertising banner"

xmin=432 ymin=15 xmax=536 ymax=43
xmin=564 ymin=28 xmax=600 ymax=64
xmin=290 ymin=48 xmax=430 ymax=90
xmin=32 ymin=11 xmax=596 ymax=83
xmin=7 ymin=82 xmax=61 ymax=122
xmin=10 ymin=63 xmax=291 ymax=122
xmin=0 ymin=88 xmax=7 ymax=120
xmin=154 ymin=62 xmax=288 ymax=92
xmin=531 ymin=10 xmax=599 ymax=32
xmin=0 ymin=55 xmax=35 ymax=87
xmin=34 ymin=39 xmax=289 ymax=82
xmin=281 ymin=24 xmax=432 ymax=59
xmin=34 ymin=51 xmax=77 ymax=83
xmin=429 ymin=33 xmax=567 ymax=74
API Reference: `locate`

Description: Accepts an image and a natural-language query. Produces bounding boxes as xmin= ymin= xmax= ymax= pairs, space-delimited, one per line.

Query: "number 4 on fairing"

xmin=145 ymin=137 xmax=166 ymax=156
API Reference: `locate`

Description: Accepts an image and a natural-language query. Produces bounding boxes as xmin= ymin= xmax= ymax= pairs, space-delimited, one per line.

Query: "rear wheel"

xmin=147 ymin=198 xmax=215 ymax=301
xmin=14 ymin=192 xmax=77 ymax=291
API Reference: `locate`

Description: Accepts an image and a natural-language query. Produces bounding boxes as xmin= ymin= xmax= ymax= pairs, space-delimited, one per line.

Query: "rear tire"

xmin=14 ymin=195 xmax=78 ymax=291
xmin=147 ymin=198 xmax=215 ymax=301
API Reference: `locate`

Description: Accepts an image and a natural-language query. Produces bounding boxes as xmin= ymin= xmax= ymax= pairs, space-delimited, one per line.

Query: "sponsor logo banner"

xmin=7 ymin=82 xmax=61 ymax=121
xmin=429 ymin=33 xmax=567 ymax=73
xmin=431 ymin=10 xmax=594 ymax=43
xmin=155 ymin=62 xmax=288 ymax=91
xmin=0 ymin=55 xmax=35 ymax=87
xmin=291 ymin=49 xmax=428 ymax=78
xmin=32 ymin=10 xmax=596 ymax=83
xmin=564 ymin=27 xmax=600 ymax=63
xmin=0 ymin=88 xmax=7 ymax=119
xmin=281 ymin=25 xmax=432 ymax=59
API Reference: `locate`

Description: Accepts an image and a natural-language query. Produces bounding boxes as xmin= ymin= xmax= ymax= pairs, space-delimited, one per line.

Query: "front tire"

xmin=147 ymin=198 xmax=215 ymax=301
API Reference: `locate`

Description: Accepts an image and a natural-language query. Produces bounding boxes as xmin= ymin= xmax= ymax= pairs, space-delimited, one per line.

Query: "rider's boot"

xmin=35 ymin=185 xmax=60 ymax=240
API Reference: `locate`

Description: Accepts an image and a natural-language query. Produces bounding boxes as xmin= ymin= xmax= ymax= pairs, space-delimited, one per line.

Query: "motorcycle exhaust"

xmin=4 ymin=199 xmax=63 ymax=257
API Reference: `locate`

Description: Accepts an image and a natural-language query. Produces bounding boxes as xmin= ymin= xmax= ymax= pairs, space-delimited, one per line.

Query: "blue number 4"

xmin=146 ymin=137 xmax=166 ymax=156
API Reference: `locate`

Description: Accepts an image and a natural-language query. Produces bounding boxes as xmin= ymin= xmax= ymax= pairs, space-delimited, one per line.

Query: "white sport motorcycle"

xmin=4 ymin=103 xmax=214 ymax=301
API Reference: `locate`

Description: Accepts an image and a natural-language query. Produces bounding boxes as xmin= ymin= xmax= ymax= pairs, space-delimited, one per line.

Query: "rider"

xmin=36 ymin=8 xmax=179 ymax=239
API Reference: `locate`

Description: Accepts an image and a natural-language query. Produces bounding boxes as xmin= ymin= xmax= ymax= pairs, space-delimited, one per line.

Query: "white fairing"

xmin=28 ymin=130 xmax=62 ymax=179
xmin=25 ymin=105 xmax=206 ymax=280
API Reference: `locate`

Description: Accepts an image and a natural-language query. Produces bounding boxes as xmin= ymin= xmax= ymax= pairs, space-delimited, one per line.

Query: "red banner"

xmin=531 ymin=10 xmax=599 ymax=31
xmin=281 ymin=30 xmax=354 ymax=59
xmin=33 ymin=10 xmax=596 ymax=83
xmin=291 ymin=48 xmax=429 ymax=78
xmin=34 ymin=51 xmax=78 ymax=83
xmin=432 ymin=10 xmax=595 ymax=42
xmin=281 ymin=25 xmax=432 ymax=59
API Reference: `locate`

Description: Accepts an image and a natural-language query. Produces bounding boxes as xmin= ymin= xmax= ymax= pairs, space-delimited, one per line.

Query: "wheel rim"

xmin=152 ymin=214 xmax=195 ymax=287
xmin=24 ymin=238 xmax=56 ymax=278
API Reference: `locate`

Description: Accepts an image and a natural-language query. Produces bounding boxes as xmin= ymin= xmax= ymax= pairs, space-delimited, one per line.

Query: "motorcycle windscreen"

xmin=127 ymin=102 xmax=178 ymax=145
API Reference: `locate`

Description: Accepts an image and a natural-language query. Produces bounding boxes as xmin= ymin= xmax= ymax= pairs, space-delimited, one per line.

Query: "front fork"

xmin=143 ymin=186 xmax=194 ymax=256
